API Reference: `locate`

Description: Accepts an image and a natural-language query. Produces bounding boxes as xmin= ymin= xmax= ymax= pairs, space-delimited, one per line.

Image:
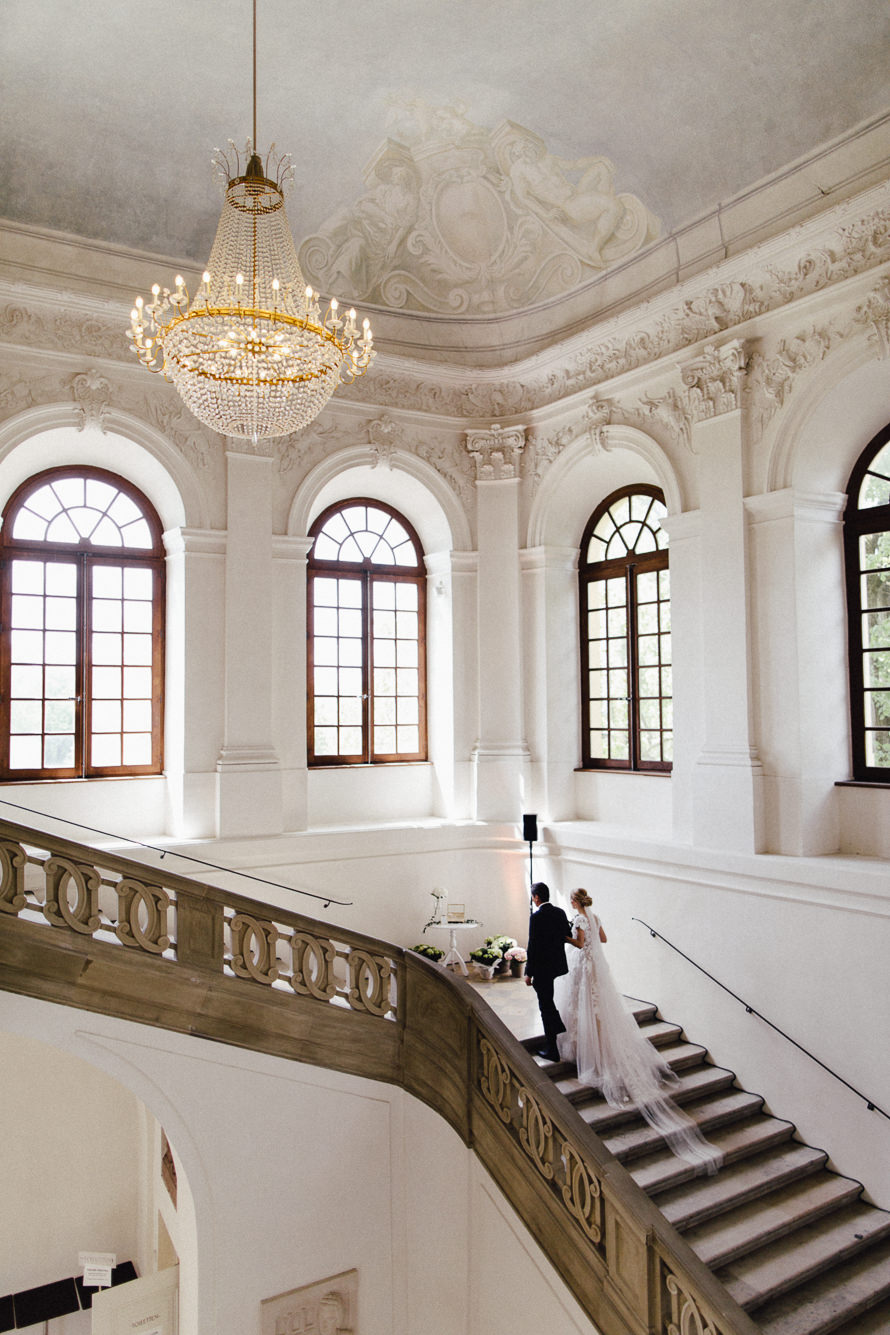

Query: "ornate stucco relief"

xmin=679 ymin=341 xmax=747 ymax=424
xmin=278 ymin=411 xmax=476 ymax=512
xmin=299 ymin=103 xmax=660 ymax=314
xmin=71 ymin=369 xmax=112 ymax=432
xmin=465 ymin=424 xmax=526 ymax=480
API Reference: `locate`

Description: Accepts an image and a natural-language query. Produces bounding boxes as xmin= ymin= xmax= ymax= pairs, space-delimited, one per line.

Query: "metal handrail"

xmin=633 ymin=917 xmax=890 ymax=1122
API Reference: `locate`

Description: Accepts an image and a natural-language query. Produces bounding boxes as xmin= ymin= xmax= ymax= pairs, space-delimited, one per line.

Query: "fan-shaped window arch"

xmin=580 ymin=485 xmax=671 ymax=771
xmin=307 ymin=499 xmax=427 ymax=765
xmin=845 ymin=426 xmax=890 ymax=781
xmin=0 ymin=467 xmax=165 ymax=779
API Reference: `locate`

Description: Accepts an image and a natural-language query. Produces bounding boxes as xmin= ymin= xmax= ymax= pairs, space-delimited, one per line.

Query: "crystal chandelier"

xmin=128 ymin=5 xmax=374 ymax=441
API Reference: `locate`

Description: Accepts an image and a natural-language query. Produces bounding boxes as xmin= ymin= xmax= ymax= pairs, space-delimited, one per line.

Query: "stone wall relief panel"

xmin=261 ymin=1269 xmax=357 ymax=1335
xmin=299 ymin=103 xmax=660 ymax=315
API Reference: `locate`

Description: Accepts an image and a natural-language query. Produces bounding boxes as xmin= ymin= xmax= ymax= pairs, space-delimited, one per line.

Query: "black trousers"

xmin=532 ymin=974 xmax=566 ymax=1045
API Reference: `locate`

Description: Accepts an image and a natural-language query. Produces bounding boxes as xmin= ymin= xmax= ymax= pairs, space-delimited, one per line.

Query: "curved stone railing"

xmin=0 ymin=817 xmax=758 ymax=1335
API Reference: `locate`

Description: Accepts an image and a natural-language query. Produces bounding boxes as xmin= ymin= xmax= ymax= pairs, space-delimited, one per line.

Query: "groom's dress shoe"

xmin=537 ymin=1047 xmax=560 ymax=1061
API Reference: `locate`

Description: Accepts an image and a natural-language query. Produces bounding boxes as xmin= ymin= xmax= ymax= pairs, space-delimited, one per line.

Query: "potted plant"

xmin=485 ymin=934 xmax=518 ymax=974
xmin=469 ymin=946 xmax=500 ymax=979
xmin=410 ymin=943 xmax=445 ymax=964
xmin=504 ymin=946 xmax=527 ymax=978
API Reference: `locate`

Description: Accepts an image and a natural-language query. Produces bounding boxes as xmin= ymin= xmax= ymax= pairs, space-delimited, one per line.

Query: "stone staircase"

xmin=525 ymin=1001 xmax=890 ymax=1335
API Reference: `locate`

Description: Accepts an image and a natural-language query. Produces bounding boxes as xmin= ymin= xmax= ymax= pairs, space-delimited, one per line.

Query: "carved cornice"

xmin=3 ymin=198 xmax=890 ymax=434
xmin=465 ymin=424 xmax=526 ymax=480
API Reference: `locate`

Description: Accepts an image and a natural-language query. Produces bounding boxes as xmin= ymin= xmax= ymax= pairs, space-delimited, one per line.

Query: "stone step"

xmin=831 ymin=1299 xmax=890 ymax=1334
xmin=658 ymin=1144 xmax=829 ymax=1231
xmin=636 ymin=1018 xmax=683 ymax=1048
xmin=631 ymin=1115 xmax=795 ymax=1196
xmin=684 ymin=1172 xmax=866 ymax=1269
xmin=718 ymin=1202 xmax=890 ymax=1312
xmin=755 ymin=1235 xmax=890 ymax=1335
xmin=568 ymin=1063 xmax=739 ymax=1135
xmin=602 ymin=1088 xmax=765 ymax=1163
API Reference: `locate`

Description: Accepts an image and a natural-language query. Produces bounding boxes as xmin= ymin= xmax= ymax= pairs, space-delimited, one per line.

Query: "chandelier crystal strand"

xmin=128 ymin=141 xmax=374 ymax=439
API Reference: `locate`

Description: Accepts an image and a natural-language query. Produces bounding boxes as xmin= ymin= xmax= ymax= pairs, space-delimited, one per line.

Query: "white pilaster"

xmin=274 ymin=534 xmax=314 ymax=832
xmin=683 ymin=343 xmax=765 ymax=852
xmin=745 ymin=488 xmax=847 ymax=853
xmin=656 ymin=509 xmax=702 ymax=845
xmin=521 ymin=545 xmax=579 ymax=821
xmin=466 ymin=427 xmax=529 ymax=821
xmin=216 ymin=448 xmax=283 ymax=837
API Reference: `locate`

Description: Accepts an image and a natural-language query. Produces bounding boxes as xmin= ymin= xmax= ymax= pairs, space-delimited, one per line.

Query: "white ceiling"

xmin=3 ymin=0 xmax=888 ymax=276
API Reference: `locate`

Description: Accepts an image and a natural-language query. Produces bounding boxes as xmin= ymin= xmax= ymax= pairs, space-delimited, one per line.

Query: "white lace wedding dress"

xmin=556 ymin=910 xmax=722 ymax=1174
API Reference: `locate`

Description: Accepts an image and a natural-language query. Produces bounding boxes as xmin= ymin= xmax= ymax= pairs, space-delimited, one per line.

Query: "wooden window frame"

xmin=0 ymin=466 xmax=165 ymax=780
xmin=579 ymin=484 xmax=671 ymax=773
xmin=844 ymin=424 xmax=890 ymax=783
xmin=307 ymin=498 xmax=428 ymax=767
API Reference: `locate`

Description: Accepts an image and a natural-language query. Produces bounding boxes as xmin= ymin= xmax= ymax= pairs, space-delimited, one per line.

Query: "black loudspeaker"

xmin=522 ymin=813 xmax=538 ymax=843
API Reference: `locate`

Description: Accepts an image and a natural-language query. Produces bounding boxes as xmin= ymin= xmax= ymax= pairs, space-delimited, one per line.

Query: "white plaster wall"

xmin=0 ymin=993 xmax=602 ymax=1335
xmin=0 ymin=1028 xmax=146 ymax=1294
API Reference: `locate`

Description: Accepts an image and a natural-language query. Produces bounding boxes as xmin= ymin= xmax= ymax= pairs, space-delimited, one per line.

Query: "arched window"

xmin=579 ymin=485 xmax=671 ymax=771
xmin=0 ymin=467 xmax=165 ymax=779
xmin=844 ymin=426 xmax=890 ymax=781
xmin=307 ymin=500 xmax=427 ymax=765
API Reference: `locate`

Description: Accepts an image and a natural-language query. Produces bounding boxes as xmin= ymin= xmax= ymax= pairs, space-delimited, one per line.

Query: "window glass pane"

xmin=45 ymin=513 xmax=82 ymax=544
xmin=374 ymin=668 xmax=396 ymax=696
xmin=123 ymin=735 xmax=152 ymax=765
xmin=338 ymin=607 xmax=362 ymax=638
xmin=123 ymin=633 xmax=153 ymax=665
xmin=45 ymin=665 xmax=75 ymax=699
xmin=124 ymin=666 xmax=152 ymax=697
xmin=314 ymin=698 xmax=337 ymax=725
xmin=395 ymin=583 xmax=417 ymax=610
xmin=339 ymin=638 xmax=363 ymax=667
xmin=123 ymin=567 xmax=153 ymax=599
xmin=864 ymin=653 xmax=890 ymax=689
xmin=91 ymin=517 xmax=124 ymax=546
xmin=338 ymin=667 xmax=362 ymax=696
xmin=396 ymin=668 xmax=418 ymax=697
xmin=45 ymin=597 xmax=76 ymax=630
xmin=398 ymin=697 xmax=419 ymax=725
xmin=44 ymin=735 xmax=75 ymax=768
xmin=11 ymin=665 xmax=43 ymax=697
xmin=396 ymin=640 xmax=418 ymax=667
xmin=93 ymin=632 xmax=122 ymax=665
xmin=339 ymin=697 xmax=362 ymax=726
xmin=637 ymin=571 xmax=658 ymax=602
xmin=610 ymin=732 xmax=629 ymax=760
xmin=314 ymin=637 xmax=339 ymax=666
xmin=93 ymin=600 xmax=122 ymax=631
xmin=589 ymin=729 xmax=608 ymax=758
xmin=640 ymin=698 xmax=661 ymax=729
xmin=639 ymin=667 xmax=660 ymax=696
xmin=313 ymin=577 xmax=338 ymax=605
xmin=12 ymin=511 xmax=49 ymax=541
xmin=860 ymin=533 xmax=890 ymax=571
xmin=93 ymin=666 xmax=121 ymax=697
xmin=92 ymin=700 xmax=122 ymax=731
xmin=91 ymin=734 xmax=122 ymax=767
xmin=11 ymin=594 xmax=44 ymax=629
xmin=397 ymin=726 xmax=419 ymax=752
xmin=607 ymin=606 xmax=626 ymax=637
xmin=46 ymin=564 xmax=77 ymax=596
xmin=10 ymin=701 xmax=41 ymax=733
xmin=11 ymin=629 xmax=44 ymax=662
xmin=12 ymin=561 xmax=44 ymax=593
xmin=375 ymin=640 xmax=396 ymax=667
xmin=863 ymin=611 xmax=890 ymax=649
xmin=865 ymin=730 xmax=890 ymax=768
xmin=9 ymin=736 xmax=42 ymax=768
xmin=374 ymin=726 xmax=396 ymax=752
xmin=637 ymin=603 xmax=658 ymax=634
xmin=45 ymin=631 xmax=76 ymax=664
xmin=314 ymin=728 xmax=338 ymax=755
xmin=315 ymin=667 xmax=339 ymax=695
xmin=587 ymin=581 xmax=606 ymax=610
xmin=340 ymin=727 xmax=363 ymax=755
xmin=609 ymin=699 xmax=628 ymax=728
xmin=44 ymin=700 xmax=75 ymax=733
xmin=93 ymin=566 xmax=123 ymax=598
xmin=608 ymin=669 xmax=627 ymax=698
xmin=638 ymin=635 xmax=659 ymax=666
xmin=123 ymin=700 xmax=153 ymax=731
xmin=123 ymin=601 xmax=153 ymax=633
xmin=639 ymin=732 xmax=662 ymax=761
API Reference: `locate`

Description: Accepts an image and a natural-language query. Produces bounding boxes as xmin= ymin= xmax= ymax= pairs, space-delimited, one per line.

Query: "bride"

xmin=556 ymin=889 xmax=721 ymax=1174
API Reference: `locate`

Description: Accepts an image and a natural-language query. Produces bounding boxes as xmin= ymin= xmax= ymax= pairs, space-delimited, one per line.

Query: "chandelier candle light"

xmin=128 ymin=5 xmax=374 ymax=440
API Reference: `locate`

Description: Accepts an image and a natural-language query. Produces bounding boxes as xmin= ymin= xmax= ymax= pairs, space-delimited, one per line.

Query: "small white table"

xmin=425 ymin=919 xmax=482 ymax=975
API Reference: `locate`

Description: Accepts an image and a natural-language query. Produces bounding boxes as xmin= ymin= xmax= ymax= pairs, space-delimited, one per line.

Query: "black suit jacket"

xmin=526 ymin=902 xmax=570 ymax=982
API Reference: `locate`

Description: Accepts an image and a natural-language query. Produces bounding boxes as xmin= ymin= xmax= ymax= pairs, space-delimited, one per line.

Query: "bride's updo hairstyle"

xmin=573 ymin=889 xmax=593 ymax=907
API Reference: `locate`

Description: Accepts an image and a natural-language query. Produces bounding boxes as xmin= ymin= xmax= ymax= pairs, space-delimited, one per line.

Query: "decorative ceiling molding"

xmin=298 ymin=106 xmax=659 ymax=315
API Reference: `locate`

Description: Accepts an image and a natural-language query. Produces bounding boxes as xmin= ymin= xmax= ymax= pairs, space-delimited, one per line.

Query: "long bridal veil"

xmin=556 ymin=910 xmax=722 ymax=1175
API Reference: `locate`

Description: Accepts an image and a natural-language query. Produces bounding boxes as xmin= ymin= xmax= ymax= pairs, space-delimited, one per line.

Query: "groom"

xmin=525 ymin=881 xmax=570 ymax=1061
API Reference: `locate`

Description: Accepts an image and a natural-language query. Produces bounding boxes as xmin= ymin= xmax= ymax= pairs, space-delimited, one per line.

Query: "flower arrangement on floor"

xmin=484 ymin=934 xmax=519 ymax=974
xmin=469 ymin=945 xmax=501 ymax=977
xmin=504 ymin=946 xmax=527 ymax=977
xmin=410 ymin=943 xmax=445 ymax=963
